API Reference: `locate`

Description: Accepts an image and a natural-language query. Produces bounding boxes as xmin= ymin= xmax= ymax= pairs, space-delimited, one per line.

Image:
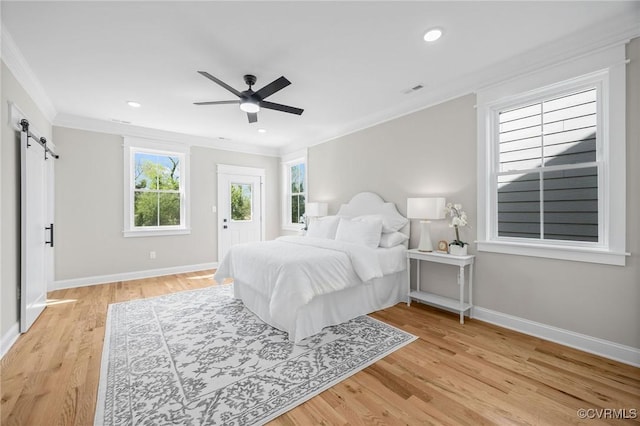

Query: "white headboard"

xmin=336 ymin=192 xmax=410 ymax=238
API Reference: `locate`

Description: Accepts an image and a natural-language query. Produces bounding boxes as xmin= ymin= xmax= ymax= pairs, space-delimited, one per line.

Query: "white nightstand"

xmin=406 ymin=249 xmax=475 ymax=324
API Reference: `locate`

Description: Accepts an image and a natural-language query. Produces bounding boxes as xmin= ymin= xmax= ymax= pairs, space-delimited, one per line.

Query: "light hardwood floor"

xmin=1 ymin=271 xmax=638 ymax=425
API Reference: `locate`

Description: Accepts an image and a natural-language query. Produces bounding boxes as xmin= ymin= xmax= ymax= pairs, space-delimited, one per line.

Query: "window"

xmin=281 ymin=150 xmax=307 ymax=230
xmin=230 ymin=183 xmax=253 ymax=221
xmin=124 ymin=138 xmax=190 ymax=237
xmin=289 ymin=162 xmax=306 ymax=224
xmin=477 ymin=45 xmax=627 ymax=265
xmin=496 ymin=88 xmax=599 ymax=242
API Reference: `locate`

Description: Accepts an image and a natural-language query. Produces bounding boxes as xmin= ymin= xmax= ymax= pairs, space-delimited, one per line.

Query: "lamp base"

xmin=417 ymin=220 xmax=434 ymax=252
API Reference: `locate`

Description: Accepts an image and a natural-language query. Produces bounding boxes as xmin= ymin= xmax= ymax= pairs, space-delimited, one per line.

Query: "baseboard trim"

xmin=1 ymin=322 xmax=20 ymax=359
xmin=51 ymin=262 xmax=219 ymax=291
xmin=473 ymin=307 xmax=640 ymax=367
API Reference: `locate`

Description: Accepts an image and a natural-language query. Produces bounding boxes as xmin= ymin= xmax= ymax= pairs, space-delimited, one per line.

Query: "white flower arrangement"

xmin=445 ymin=203 xmax=468 ymax=247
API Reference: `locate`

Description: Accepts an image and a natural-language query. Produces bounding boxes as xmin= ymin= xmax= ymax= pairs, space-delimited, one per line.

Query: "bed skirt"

xmin=233 ymin=269 xmax=408 ymax=343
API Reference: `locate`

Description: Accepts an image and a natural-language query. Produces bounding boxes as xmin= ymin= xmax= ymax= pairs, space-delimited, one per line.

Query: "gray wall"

xmin=309 ymin=93 xmax=477 ymax=248
xmin=1 ymin=61 xmax=53 ymax=337
xmin=53 ymin=126 xmax=280 ymax=281
xmin=308 ymin=38 xmax=639 ymax=349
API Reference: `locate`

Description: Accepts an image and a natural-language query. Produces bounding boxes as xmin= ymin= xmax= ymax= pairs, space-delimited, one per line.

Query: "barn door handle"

xmin=45 ymin=223 xmax=54 ymax=247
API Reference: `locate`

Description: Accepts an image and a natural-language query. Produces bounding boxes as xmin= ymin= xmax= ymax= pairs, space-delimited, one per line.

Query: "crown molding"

xmin=4 ymin=9 xmax=638 ymax=159
xmin=473 ymin=9 xmax=640 ymax=94
xmin=281 ymin=10 xmax=640 ymax=156
xmin=2 ymin=24 xmax=277 ymax=157
xmin=1 ymin=26 xmax=57 ymax=122
xmin=53 ymin=113 xmax=280 ymax=157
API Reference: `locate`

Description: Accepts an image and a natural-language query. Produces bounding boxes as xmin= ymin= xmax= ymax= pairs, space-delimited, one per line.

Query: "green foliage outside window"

xmin=231 ymin=183 xmax=252 ymax=221
xmin=291 ymin=194 xmax=305 ymax=224
xmin=134 ymin=153 xmax=181 ymax=227
xmin=290 ymin=163 xmax=306 ymax=224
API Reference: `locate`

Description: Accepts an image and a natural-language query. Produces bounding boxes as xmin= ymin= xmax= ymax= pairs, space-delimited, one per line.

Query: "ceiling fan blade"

xmin=254 ymin=76 xmax=291 ymax=100
xmin=247 ymin=112 xmax=258 ymax=123
xmin=260 ymin=100 xmax=304 ymax=115
xmin=193 ymin=100 xmax=240 ymax=105
xmin=197 ymin=71 xmax=242 ymax=97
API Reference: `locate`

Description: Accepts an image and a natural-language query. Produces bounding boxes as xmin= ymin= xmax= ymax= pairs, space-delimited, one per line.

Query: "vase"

xmin=449 ymin=244 xmax=467 ymax=256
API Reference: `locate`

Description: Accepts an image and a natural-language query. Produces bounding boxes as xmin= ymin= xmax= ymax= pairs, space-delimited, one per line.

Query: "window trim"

xmin=476 ymin=44 xmax=628 ymax=266
xmin=123 ymin=137 xmax=191 ymax=237
xmin=281 ymin=149 xmax=307 ymax=231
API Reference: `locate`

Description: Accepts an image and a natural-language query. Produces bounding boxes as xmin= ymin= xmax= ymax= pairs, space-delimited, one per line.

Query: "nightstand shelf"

xmin=408 ymin=290 xmax=472 ymax=313
xmin=406 ymin=249 xmax=475 ymax=324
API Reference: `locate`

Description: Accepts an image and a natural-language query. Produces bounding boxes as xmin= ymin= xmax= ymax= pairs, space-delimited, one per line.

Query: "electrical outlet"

xmin=212 ymin=205 xmax=217 ymax=213
xmin=149 ymin=251 xmax=156 ymax=259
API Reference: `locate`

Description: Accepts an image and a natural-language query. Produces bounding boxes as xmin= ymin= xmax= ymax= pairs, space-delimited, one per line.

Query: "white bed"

xmin=214 ymin=192 xmax=409 ymax=343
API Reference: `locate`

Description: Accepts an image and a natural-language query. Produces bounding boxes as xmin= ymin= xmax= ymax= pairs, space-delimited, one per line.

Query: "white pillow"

xmin=335 ymin=217 xmax=382 ymax=248
xmin=352 ymin=214 xmax=408 ymax=233
xmin=306 ymin=215 xmax=340 ymax=239
xmin=379 ymin=231 xmax=409 ymax=248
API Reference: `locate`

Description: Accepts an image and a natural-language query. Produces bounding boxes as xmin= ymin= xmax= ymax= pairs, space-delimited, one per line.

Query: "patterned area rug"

xmin=95 ymin=285 xmax=416 ymax=425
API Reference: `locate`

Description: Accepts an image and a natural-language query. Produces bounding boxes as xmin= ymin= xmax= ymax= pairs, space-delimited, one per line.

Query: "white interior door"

xmin=217 ymin=166 xmax=264 ymax=261
xmin=20 ymin=130 xmax=52 ymax=332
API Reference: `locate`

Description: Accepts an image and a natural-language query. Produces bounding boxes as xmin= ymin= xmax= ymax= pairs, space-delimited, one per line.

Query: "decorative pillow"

xmin=351 ymin=214 xmax=408 ymax=233
xmin=306 ymin=215 xmax=340 ymax=239
xmin=335 ymin=217 xmax=383 ymax=248
xmin=379 ymin=231 xmax=409 ymax=248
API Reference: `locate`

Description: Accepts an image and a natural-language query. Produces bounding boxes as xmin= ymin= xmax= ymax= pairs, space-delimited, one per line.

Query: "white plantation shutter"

xmin=496 ymin=88 xmax=599 ymax=242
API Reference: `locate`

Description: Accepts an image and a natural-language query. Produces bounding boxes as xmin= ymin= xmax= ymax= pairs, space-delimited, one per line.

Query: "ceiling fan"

xmin=194 ymin=72 xmax=304 ymax=123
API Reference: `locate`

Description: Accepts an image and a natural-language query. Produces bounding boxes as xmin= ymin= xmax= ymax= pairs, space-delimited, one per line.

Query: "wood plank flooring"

xmin=1 ymin=270 xmax=638 ymax=425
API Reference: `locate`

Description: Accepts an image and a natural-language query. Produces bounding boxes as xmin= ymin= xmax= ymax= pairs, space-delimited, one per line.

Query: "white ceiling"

xmin=2 ymin=1 xmax=639 ymax=155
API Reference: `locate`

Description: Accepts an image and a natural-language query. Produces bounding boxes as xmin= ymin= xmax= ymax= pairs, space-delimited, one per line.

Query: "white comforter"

xmin=214 ymin=236 xmax=384 ymax=331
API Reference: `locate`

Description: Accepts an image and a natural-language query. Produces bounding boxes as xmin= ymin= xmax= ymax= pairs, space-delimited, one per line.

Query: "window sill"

xmin=477 ymin=240 xmax=629 ymax=266
xmin=123 ymin=228 xmax=191 ymax=238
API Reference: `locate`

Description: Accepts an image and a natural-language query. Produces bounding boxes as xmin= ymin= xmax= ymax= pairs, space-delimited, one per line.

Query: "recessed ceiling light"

xmin=423 ymin=28 xmax=443 ymax=42
xmin=258 ymin=128 xmax=267 ymax=133
xmin=127 ymin=101 xmax=141 ymax=108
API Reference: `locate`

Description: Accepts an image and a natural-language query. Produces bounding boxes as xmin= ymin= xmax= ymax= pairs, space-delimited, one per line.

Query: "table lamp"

xmin=305 ymin=202 xmax=328 ymax=218
xmin=407 ymin=197 xmax=446 ymax=252
xmin=303 ymin=202 xmax=328 ymax=230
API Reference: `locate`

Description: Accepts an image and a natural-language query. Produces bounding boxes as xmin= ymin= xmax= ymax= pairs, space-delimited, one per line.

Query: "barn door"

xmin=19 ymin=119 xmax=56 ymax=333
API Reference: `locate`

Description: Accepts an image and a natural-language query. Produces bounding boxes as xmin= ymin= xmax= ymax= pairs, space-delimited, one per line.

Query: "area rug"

xmin=94 ymin=284 xmax=416 ymax=425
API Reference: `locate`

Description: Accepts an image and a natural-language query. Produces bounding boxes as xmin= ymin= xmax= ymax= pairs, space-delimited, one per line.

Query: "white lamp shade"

xmin=407 ymin=197 xmax=446 ymax=220
xmin=305 ymin=202 xmax=328 ymax=217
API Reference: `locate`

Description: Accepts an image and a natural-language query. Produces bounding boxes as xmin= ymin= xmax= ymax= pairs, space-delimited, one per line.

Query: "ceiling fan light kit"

xmin=195 ymin=72 xmax=304 ymax=123
xmin=240 ymin=100 xmax=260 ymax=113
